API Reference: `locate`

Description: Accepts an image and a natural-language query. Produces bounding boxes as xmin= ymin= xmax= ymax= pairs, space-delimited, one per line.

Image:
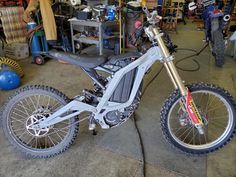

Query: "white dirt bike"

xmin=2 ymin=7 xmax=236 ymax=158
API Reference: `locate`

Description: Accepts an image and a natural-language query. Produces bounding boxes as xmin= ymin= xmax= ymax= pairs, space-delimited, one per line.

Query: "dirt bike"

xmin=2 ymin=7 xmax=236 ymax=158
xmin=189 ymin=0 xmax=230 ymax=67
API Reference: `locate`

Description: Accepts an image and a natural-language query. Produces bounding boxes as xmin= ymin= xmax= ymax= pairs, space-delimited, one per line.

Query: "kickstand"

xmin=92 ymin=129 xmax=97 ymax=135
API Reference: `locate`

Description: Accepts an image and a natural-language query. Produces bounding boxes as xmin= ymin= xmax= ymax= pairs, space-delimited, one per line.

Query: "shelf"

xmin=74 ymin=36 xmax=99 ymax=45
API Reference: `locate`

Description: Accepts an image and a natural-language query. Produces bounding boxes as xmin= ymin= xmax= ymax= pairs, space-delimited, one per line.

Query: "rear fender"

xmin=211 ymin=18 xmax=220 ymax=33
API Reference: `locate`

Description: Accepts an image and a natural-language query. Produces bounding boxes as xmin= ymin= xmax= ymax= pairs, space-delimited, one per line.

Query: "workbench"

xmin=69 ymin=18 xmax=121 ymax=55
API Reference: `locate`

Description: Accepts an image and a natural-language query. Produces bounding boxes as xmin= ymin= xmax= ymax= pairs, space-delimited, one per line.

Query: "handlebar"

xmin=142 ymin=6 xmax=162 ymax=24
xmin=142 ymin=6 xmax=151 ymax=19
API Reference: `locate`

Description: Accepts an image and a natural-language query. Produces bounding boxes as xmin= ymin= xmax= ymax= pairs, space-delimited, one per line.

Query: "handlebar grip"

xmin=142 ymin=6 xmax=151 ymax=19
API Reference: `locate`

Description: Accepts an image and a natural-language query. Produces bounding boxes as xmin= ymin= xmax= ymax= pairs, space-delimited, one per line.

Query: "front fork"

xmin=152 ymin=27 xmax=205 ymax=134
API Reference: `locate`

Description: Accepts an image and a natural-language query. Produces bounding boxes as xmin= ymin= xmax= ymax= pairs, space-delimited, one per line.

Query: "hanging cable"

xmin=133 ymin=113 xmax=145 ymax=177
xmin=174 ymin=44 xmax=208 ymax=72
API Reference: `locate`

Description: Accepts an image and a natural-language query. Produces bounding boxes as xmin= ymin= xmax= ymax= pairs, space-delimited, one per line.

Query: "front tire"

xmin=2 ymin=85 xmax=79 ymax=158
xmin=160 ymin=83 xmax=236 ymax=154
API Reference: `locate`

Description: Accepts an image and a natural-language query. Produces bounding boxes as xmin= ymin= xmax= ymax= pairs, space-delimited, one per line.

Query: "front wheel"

xmin=160 ymin=83 xmax=236 ymax=154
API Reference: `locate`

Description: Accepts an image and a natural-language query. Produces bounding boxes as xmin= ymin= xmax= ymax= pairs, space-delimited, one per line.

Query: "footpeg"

xmin=89 ymin=123 xmax=96 ymax=131
xmin=88 ymin=116 xmax=96 ymax=131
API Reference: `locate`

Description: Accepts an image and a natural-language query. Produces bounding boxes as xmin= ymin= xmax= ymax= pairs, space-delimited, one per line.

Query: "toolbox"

xmin=75 ymin=11 xmax=92 ymax=20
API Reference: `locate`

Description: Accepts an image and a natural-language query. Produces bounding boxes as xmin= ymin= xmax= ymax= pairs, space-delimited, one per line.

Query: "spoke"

xmin=18 ymin=130 xmax=28 ymax=139
xmin=50 ymin=102 xmax=61 ymax=112
xmin=47 ymin=135 xmax=56 ymax=146
xmin=208 ymin=101 xmax=222 ymax=110
xmin=11 ymin=116 xmax=25 ymax=124
xmin=12 ymin=108 xmax=28 ymax=117
xmin=55 ymin=131 xmax=63 ymax=141
xmin=206 ymin=104 xmax=226 ymax=113
xmin=210 ymin=121 xmax=226 ymax=130
xmin=207 ymin=95 xmax=216 ymax=108
xmin=52 ymin=127 xmax=68 ymax=133
xmin=18 ymin=102 xmax=31 ymax=116
xmin=26 ymin=136 xmax=34 ymax=145
xmin=45 ymin=136 xmax=47 ymax=148
xmin=24 ymin=98 xmax=34 ymax=112
xmin=177 ymin=126 xmax=193 ymax=139
xmin=29 ymin=96 xmax=37 ymax=111
xmin=172 ymin=126 xmax=187 ymax=134
xmin=203 ymin=127 xmax=208 ymax=144
xmin=208 ymin=115 xmax=227 ymax=121
xmin=12 ymin=111 xmax=27 ymax=119
xmin=36 ymin=95 xmax=41 ymax=109
xmin=35 ymin=137 xmax=38 ymax=148
xmin=198 ymin=132 xmax=201 ymax=145
xmin=183 ymin=126 xmax=194 ymax=142
xmin=204 ymin=94 xmax=210 ymax=113
xmin=13 ymin=128 xmax=25 ymax=133
xmin=189 ymin=127 xmax=197 ymax=145
xmin=48 ymin=127 xmax=68 ymax=136
xmin=197 ymin=92 xmax=204 ymax=106
xmin=47 ymin=96 xmax=51 ymax=109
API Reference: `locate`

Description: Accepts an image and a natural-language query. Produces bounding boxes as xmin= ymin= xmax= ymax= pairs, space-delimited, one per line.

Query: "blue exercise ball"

xmin=0 ymin=70 xmax=21 ymax=90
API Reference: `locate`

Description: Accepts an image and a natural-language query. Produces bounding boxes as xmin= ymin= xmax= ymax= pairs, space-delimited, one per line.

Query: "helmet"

xmin=0 ymin=69 xmax=21 ymax=90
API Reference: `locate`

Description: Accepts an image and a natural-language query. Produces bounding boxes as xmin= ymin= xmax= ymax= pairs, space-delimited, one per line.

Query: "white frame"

xmin=38 ymin=46 xmax=164 ymax=129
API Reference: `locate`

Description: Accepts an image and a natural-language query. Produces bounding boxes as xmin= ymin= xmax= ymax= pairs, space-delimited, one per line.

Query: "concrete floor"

xmin=0 ymin=22 xmax=236 ymax=177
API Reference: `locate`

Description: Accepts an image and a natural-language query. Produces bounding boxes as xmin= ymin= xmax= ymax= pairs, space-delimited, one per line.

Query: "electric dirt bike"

xmin=2 ymin=7 xmax=236 ymax=158
xmin=189 ymin=0 xmax=231 ymax=67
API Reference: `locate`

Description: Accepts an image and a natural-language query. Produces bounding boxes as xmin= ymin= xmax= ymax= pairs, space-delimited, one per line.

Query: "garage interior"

xmin=0 ymin=0 xmax=236 ymax=177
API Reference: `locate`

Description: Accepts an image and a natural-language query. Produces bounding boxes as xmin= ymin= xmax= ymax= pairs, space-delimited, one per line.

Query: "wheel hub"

xmin=26 ymin=107 xmax=52 ymax=137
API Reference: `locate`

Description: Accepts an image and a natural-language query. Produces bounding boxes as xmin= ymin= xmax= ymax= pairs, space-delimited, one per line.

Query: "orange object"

xmin=141 ymin=0 xmax=147 ymax=7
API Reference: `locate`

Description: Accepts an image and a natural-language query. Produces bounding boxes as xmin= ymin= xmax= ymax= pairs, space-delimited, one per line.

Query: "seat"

xmin=48 ymin=50 xmax=107 ymax=69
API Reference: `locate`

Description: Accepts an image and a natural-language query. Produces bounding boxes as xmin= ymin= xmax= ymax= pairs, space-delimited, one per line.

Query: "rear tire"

xmin=2 ymin=85 xmax=79 ymax=158
xmin=212 ymin=30 xmax=225 ymax=67
xmin=160 ymin=83 xmax=236 ymax=154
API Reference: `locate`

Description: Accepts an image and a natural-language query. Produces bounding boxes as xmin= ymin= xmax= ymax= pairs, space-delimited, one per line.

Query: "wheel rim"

xmin=168 ymin=90 xmax=234 ymax=150
xmin=35 ymin=56 xmax=44 ymax=65
xmin=7 ymin=94 xmax=71 ymax=151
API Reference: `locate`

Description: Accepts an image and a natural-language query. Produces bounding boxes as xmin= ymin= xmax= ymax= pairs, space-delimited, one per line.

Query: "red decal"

xmin=185 ymin=88 xmax=202 ymax=125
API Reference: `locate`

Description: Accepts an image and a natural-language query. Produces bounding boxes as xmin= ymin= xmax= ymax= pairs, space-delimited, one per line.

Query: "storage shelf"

xmin=70 ymin=18 xmax=124 ymax=55
xmin=74 ymin=36 xmax=99 ymax=45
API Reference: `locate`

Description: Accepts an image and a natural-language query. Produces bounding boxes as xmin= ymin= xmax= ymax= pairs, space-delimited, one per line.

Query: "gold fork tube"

xmin=152 ymin=27 xmax=187 ymax=96
xmin=165 ymin=61 xmax=187 ymax=96
xmin=163 ymin=62 xmax=178 ymax=89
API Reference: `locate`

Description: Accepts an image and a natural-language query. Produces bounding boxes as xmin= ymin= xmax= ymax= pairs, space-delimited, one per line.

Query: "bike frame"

xmin=36 ymin=27 xmax=188 ymax=130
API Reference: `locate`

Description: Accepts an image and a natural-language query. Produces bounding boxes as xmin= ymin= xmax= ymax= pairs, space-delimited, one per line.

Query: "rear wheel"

xmin=212 ymin=30 xmax=225 ymax=67
xmin=2 ymin=85 xmax=79 ymax=158
xmin=160 ymin=83 xmax=236 ymax=154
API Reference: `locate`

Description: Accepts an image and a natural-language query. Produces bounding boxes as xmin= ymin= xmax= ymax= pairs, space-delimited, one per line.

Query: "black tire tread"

xmin=213 ymin=30 xmax=225 ymax=67
xmin=2 ymin=85 xmax=79 ymax=159
xmin=160 ymin=83 xmax=236 ymax=155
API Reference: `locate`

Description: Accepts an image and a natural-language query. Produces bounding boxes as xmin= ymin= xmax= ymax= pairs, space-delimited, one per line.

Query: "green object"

xmin=34 ymin=31 xmax=45 ymax=37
